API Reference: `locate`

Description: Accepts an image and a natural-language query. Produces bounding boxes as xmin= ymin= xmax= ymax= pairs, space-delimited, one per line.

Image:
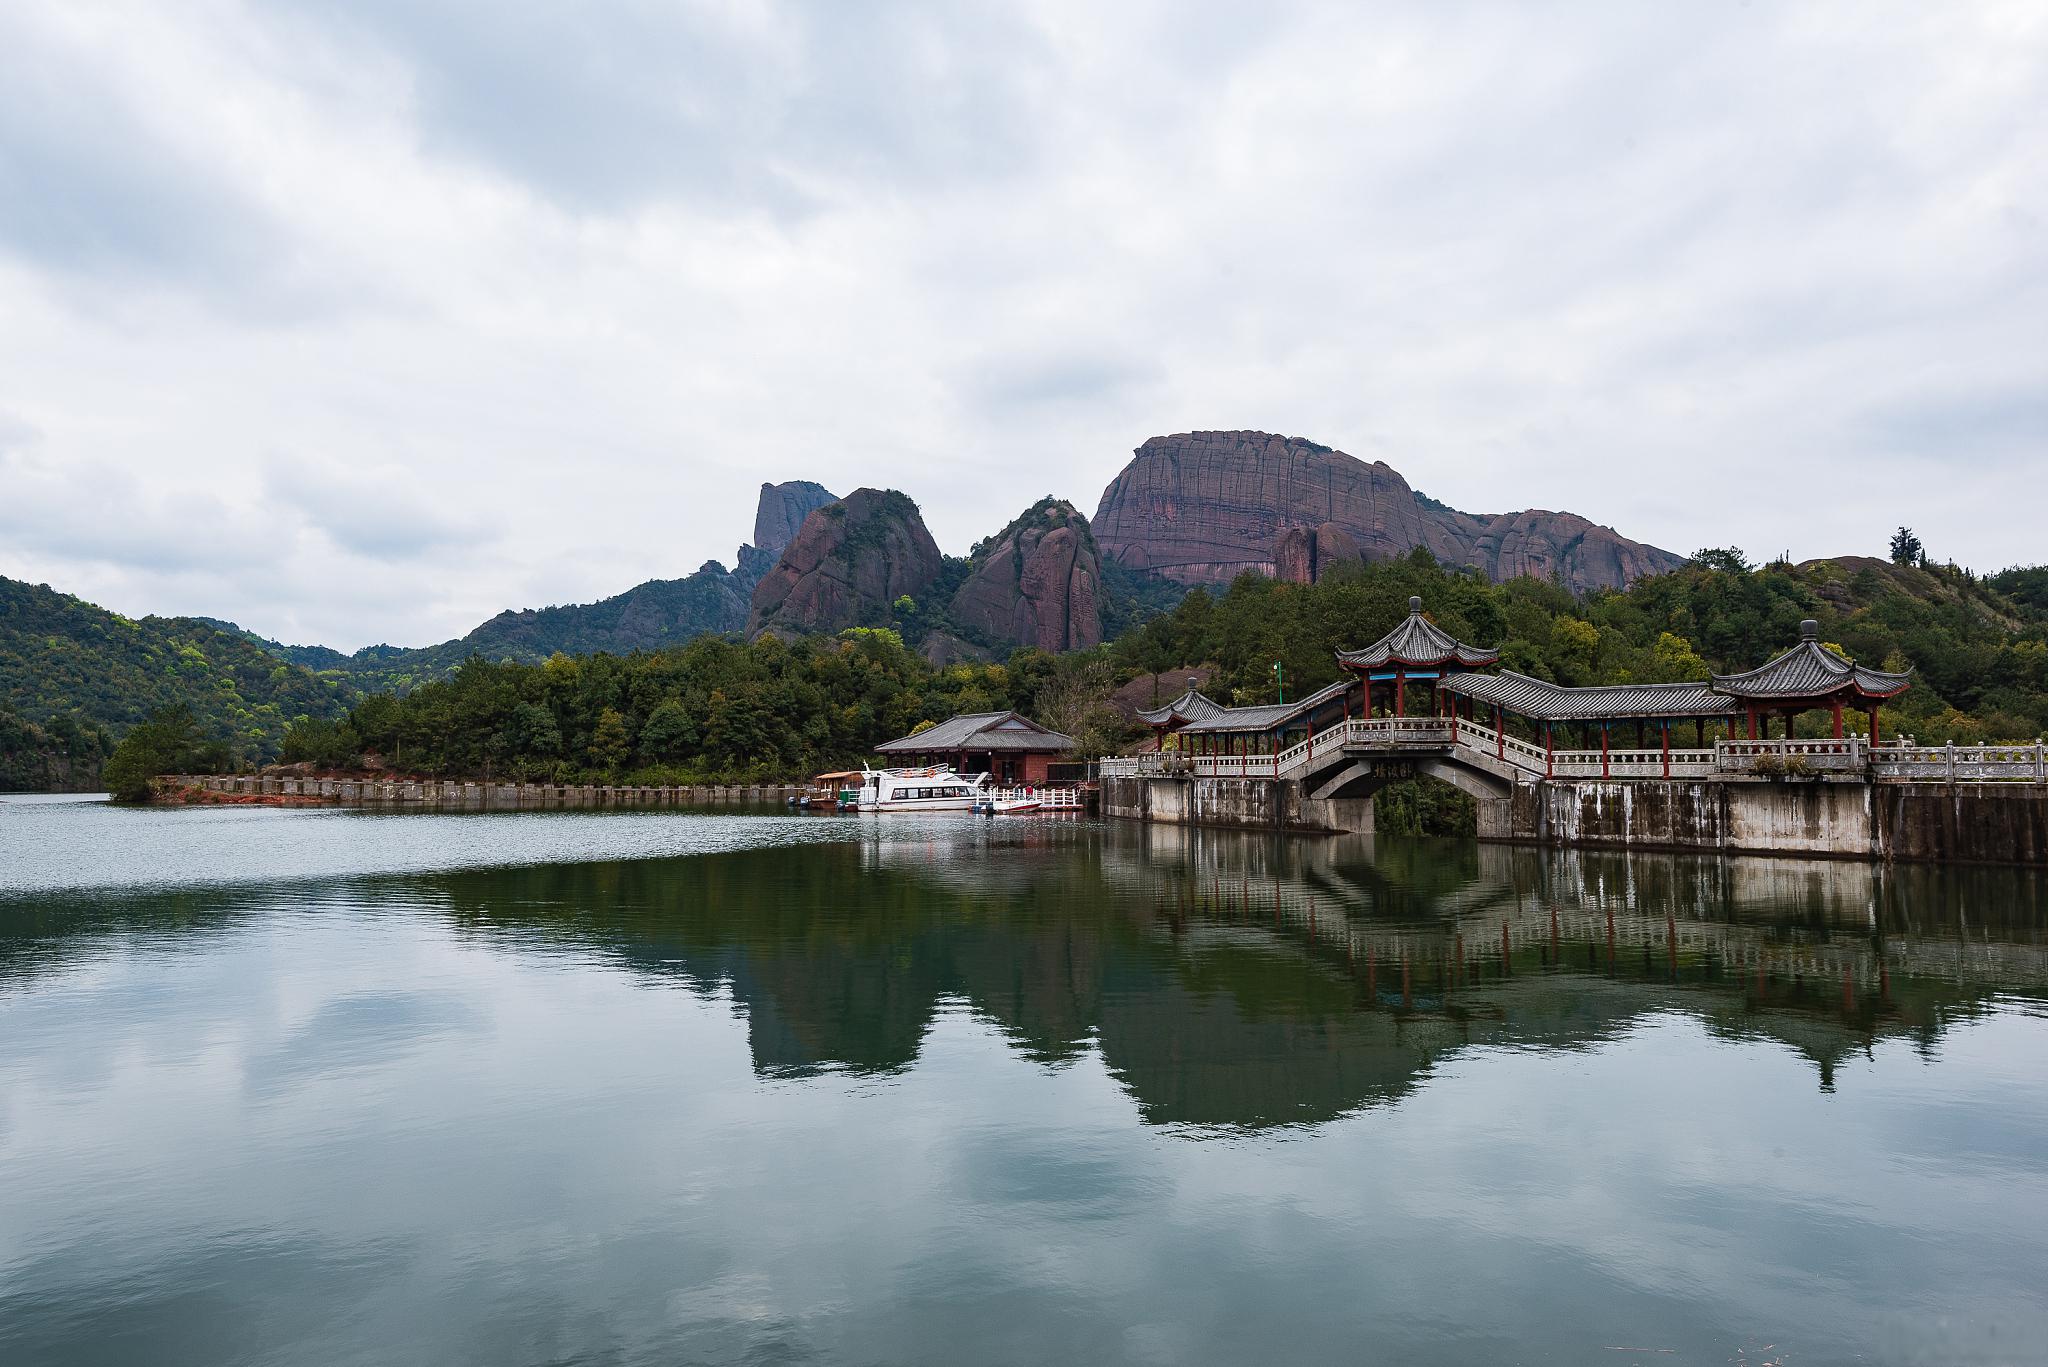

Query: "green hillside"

xmin=0 ymin=577 xmax=349 ymax=763
xmin=1113 ymin=549 xmax=2048 ymax=744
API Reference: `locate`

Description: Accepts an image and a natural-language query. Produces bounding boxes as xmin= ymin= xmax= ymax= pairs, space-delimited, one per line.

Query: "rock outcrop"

xmin=734 ymin=480 xmax=839 ymax=590
xmin=1093 ymin=431 xmax=1683 ymax=593
xmin=746 ymin=489 xmax=943 ymax=639
xmin=949 ymin=498 xmax=1104 ymax=652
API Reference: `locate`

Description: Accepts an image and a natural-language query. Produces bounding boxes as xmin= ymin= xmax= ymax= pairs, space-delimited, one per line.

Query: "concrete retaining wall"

xmin=162 ymin=775 xmax=806 ymax=810
xmin=1106 ymin=772 xmax=2048 ymax=866
xmin=1101 ymin=775 xmax=1372 ymax=834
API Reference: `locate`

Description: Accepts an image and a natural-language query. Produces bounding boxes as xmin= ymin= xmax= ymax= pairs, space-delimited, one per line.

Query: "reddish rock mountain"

xmin=746 ymin=489 xmax=943 ymax=639
xmin=735 ymin=480 xmax=839 ymax=588
xmin=1093 ymin=431 xmax=1682 ymax=593
xmin=950 ymin=499 xmax=1104 ymax=652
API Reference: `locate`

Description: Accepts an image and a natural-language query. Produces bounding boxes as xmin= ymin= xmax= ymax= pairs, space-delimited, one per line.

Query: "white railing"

xmin=984 ymin=785 xmax=1087 ymax=809
xmin=1716 ymin=737 xmax=1867 ymax=773
xmin=1869 ymin=741 xmax=2048 ymax=783
xmin=1099 ymin=726 xmax=2048 ymax=787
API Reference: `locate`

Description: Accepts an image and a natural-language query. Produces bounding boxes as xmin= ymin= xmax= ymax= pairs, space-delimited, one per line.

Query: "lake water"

xmin=3 ymin=795 xmax=2046 ymax=1366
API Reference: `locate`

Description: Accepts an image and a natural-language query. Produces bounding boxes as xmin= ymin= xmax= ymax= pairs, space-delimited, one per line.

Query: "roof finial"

xmin=1409 ymin=596 xmax=1423 ymax=615
xmin=1800 ymin=619 xmax=1819 ymax=641
xmin=1186 ymin=675 xmax=1198 ymax=693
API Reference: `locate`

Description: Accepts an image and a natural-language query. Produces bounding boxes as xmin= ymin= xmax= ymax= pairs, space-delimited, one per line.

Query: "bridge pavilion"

xmin=1136 ymin=680 xmax=1229 ymax=750
xmin=1336 ymin=597 xmax=1499 ymax=717
xmin=1440 ymin=617 xmax=1913 ymax=760
xmin=1707 ymin=619 xmax=1911 ymax=741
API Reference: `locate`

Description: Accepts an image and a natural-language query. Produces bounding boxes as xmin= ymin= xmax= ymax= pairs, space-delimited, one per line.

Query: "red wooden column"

xmin=1544 ymin=723 xmax=1554 ymax=778
xmin=1661 ymin=720 xmax=1671 ymax=779
xmin=1746 ymin=707 xmax=1757 ymax=740
xmin=1868 ymin=707 xmax=1880 ymax=744
xmin=1395 ymin=670 xmax=1406 ymax=717
xmin=1601 ymin=723 xmax=1611 ymax=779
xmin=1831 ymin=699 xmax=1844 ymax=739
xmin=1494 ymin=707 xmax=1505 ymax=760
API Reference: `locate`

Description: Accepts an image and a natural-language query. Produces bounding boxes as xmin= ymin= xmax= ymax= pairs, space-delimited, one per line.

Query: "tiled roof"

xmin=875 ymin=711 xmax=1076 ymax=753
xmin=1337 ymin=597 xmax=1499 ymax=670
xmin=1443 ymin=671 xmax=1737 ymax=721
xmin=1711 ymin=621 xmax=1912 ymax=701
xmin=1136 ymin=685 xmax=1230 ymax=727
xmin=1175 ymin=678 xmax=1355 ymax=734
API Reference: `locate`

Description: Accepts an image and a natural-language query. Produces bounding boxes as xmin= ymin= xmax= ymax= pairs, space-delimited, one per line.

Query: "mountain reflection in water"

xmin=14 ymin=821 xmax=2029 ymax=1130
xmin=5 ymin=810 xmax=2048 ymax=1367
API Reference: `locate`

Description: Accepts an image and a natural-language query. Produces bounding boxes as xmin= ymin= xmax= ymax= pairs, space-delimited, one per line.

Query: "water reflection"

xmin=13 ymin=822 xmax=2040 ymax=1130
xmin=5 ymin=816 xmax=2048 ymax=1366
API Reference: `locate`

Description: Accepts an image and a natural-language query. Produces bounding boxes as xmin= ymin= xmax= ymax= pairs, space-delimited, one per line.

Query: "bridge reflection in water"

xmin=15 ymin=824 xmax=2036 ymax=1132
xmin=415 ymin=824 xmax=2047 ymax=1128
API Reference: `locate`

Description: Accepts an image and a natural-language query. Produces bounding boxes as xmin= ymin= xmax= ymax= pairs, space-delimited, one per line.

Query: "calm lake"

xmin=3 ymin=796 xmax=2046 ymax=1366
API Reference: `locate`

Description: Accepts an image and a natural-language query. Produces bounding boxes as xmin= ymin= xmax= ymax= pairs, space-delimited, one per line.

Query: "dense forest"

xmin=261 ymin=546 xmax=2048 ymax=793
xmin=0 ymin=577 xmax=349 ymax=765
xmin=17 ymin=535 xmax=2048 ymax=798
xmin=0 ymin=708 xmax=113 ymax=792
xmin=1112 ymin=549 xmax=2048 ymax=745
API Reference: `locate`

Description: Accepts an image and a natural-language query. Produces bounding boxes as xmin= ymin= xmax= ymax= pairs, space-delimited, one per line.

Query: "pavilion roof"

xmin=1710 ymin=620 xmax=1911 ymax=702
xmin=1136 ymin=684 xmax=1229 ymax=728
xmin=1443 ymin=671 xmax=1738 ymax=722
xmin=875 ymin=711 xmax=1076 ymax=753
xmin=1175 ymin=678 xmax=1355 ymax=734
xmin=1337 ymin=598 xmax=1499 ymax=670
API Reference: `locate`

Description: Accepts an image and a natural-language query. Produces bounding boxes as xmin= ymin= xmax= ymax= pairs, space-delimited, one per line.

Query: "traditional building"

xmin=1336 ymin=597 xmax=1499 ymax=717
xmin=874 ymin=711 xmax=1076 ymax=784
xmin=1710 ymin=619 xmax=1912 ymax=741
xmin=1135 ymin=680 xmax=1229 ymax=750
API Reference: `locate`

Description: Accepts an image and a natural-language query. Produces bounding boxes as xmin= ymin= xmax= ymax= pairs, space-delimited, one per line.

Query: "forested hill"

xmin=0 ymin=577 xmax=348 ymax=763
xmin=1113 ymin=550 xmax=2048 ymax=745
xmin=202 ymin=568 xmax=755 ymax=695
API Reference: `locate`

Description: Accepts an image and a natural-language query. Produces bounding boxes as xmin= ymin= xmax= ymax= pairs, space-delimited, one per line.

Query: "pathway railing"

xmin=1095 ymin=726 xmax=2048 ymax=786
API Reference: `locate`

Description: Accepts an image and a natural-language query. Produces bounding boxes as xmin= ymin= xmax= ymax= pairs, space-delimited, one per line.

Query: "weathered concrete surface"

xmin=1515 ymin=779 xmax=2048 ymax=865
xmin=1100 ymin=775 xmax=1371 ymax=833
xmin=162 ymin=776 xmax=807 ymax=809
xmin=1874 ymin=784 xmax=2048 ymax=865
xmin=1107 ymin=771 xmax=2048 ymax=865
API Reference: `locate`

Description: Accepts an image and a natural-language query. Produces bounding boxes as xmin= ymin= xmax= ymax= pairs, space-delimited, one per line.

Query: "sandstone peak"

xmin=746 ymin=488 xmax=943 ymax=639
xmin=950 ymin=498 xmax=1104 ymax=652
xmin=1092 ymin=430 xmax=1680 ymax=593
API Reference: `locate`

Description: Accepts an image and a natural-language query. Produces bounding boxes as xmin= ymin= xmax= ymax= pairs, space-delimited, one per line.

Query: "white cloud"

xmin=0 ymin=0 xmax=2042 ymax=649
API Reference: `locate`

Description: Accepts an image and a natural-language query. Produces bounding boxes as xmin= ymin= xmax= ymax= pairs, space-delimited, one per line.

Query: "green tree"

xmin=588 ymin=707 xmax=630 ymax=771
xmin=1890 ymin=527 xmax=1924 ymax=567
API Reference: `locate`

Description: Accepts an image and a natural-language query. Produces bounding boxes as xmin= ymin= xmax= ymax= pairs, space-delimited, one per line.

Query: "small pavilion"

xmin=1336 ymin=597 xmax=1499 ymax=717
xmin=1710 ymin=619 xmax=1912 ymax=741
xmin=1136 ymin=680 xmax=1229 ymax=751
xmin=875 ymin=711 xmax=1076 ymax=784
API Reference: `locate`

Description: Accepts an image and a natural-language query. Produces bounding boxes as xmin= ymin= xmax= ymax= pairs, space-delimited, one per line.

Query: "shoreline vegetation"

xmin=50 ymin=550 xmax=2048 ymax=829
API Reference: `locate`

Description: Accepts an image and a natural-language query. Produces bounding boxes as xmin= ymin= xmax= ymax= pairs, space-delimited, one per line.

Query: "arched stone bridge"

xmin=1097 ymin=718 xmax=2048 ymax=865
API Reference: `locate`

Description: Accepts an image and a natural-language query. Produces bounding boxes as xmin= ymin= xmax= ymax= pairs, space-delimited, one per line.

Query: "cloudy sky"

xmin=1 ymin=1 xmax=2042 ymax=650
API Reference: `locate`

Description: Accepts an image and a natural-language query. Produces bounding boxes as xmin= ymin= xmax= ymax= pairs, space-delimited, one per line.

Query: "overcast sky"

xmin=1 ymin=1 xmax=2042 ymax=651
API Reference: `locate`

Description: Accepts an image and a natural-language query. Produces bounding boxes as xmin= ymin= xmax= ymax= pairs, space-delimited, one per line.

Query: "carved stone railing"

xmin=1869 ymin=741 xmax=2048 ymax=783
xmin=1714 ymin=738 xmax=1867 ymax=774
xmin=1097 ymin=731 xmax=2048 ymax=787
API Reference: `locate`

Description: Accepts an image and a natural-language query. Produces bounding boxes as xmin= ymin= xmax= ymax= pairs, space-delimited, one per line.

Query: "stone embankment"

xmin=160 ymin=775 xmax=807 ymax=810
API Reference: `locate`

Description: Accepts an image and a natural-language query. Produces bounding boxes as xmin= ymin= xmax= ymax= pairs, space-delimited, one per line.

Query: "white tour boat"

xmin=855 ymin=765 xmax=987 ymax=813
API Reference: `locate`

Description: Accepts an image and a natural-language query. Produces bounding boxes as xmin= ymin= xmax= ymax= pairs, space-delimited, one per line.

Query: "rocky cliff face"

xmin=1093 ymin=431 xmax=1683 ymax=593
xmin=950 ymin=499 xmax=1104 ymax=652
xmin=735 ymin=480 xmax=839 ymax=589
xmin=746 ymin=488 xmax=943 ymax=639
